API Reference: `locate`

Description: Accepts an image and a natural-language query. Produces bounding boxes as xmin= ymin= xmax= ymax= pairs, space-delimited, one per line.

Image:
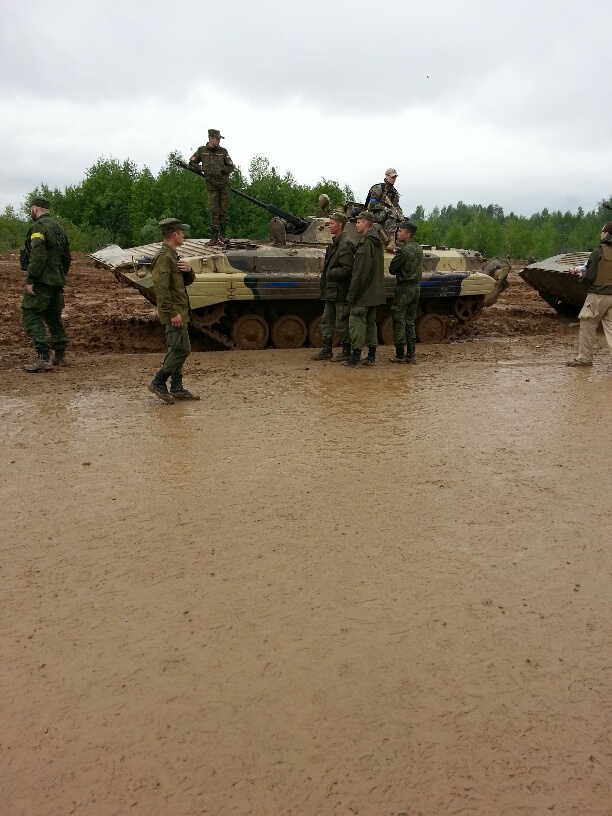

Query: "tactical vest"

xmin=594 ymin=244 xmax=612 ymax=288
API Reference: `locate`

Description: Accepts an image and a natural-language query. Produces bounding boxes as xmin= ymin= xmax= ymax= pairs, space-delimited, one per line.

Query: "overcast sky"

xmin=1 ymin=0 xmax=610 ymax=218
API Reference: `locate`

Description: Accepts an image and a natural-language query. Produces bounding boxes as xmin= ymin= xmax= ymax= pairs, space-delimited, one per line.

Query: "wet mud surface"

xmin=1 ymin=253 xmax=612 ymax=815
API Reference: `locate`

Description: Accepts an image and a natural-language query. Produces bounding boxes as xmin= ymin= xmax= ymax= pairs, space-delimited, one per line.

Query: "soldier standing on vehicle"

xmin=148 ymin=218 xmax=200 ymax=404
xmin=313 ymin=211 xmax=355 ymax=362
xmin=389 ymin=220 xmax=423 ymax=364
xmin=365 ymin=168 xmax=403 ymax=254
xmin=566 ymin=221 xmax=612 ymax=366
xmin=344 ymin=211 xmax=385 ymax=367
xmin=189 ymin=129 xmax=235 ymax=246
xmin=20 ymin=195 xmax=71 ymax=372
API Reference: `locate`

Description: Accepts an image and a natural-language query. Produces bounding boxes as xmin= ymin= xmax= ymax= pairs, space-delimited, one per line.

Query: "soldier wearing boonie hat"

xmin=20 ymin=194 xmax=72 ymax=371
xmin=312 ymin=209 xmax=355 ymax=362
xmin=188 ymin=128 xmax=235 ymax=246
xmin=148 ymin=218 xmax=200 ymax=403
xmin=364 ymin=168 xmax=404 ymax=254
xmin=389 ymin=219 xmax=423 ymax=364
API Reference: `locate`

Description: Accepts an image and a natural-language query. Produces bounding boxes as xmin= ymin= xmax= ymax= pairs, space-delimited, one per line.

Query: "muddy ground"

xmin=1 ymin=254 xmax=611 ymax=816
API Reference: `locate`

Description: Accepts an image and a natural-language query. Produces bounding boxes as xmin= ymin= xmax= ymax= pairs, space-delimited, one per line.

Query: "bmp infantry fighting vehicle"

xmin=92 ymin=167 xmax=511 ymax=349
xmin=519 ymin=252 xmax=591 ymax=316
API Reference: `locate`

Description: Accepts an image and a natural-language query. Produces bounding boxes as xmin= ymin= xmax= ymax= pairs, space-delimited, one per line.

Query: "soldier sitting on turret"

xmin=365 ymin=168 xmax=403 ymax=254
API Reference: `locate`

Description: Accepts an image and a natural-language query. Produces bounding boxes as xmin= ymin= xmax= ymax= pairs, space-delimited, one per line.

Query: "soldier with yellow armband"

xmin=20 ymin=196 xmax=71 ymax=371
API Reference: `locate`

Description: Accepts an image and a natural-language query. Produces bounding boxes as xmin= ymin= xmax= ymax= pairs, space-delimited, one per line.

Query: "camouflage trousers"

xmin=349 ymin=305 xmax=378 ymax=350
xmin=392 ymin=285 xmax=420 ymax=345
xmin=162 ymin=325 xmax=191 ymax=375
xmin=321 ymin=300 xmax=349 ymax=345
xmin=206 ymin=183 xmax=230 ymax=229
xmin=21 ymin=282 xmax=66 ymax=353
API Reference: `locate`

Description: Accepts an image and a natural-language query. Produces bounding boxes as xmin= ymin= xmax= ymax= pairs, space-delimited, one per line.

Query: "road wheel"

xmin=231 ymin=314 xmax=270 ymax=349
xmin=379 ymin=315 xmax=394 ymax=345
xmin=453 ymin=296 xmax=483 ymax=322
xmin=271 ymin=314 xmax=307 ymax=349
xmin=416 ymin=313 xmax=447 ymax=343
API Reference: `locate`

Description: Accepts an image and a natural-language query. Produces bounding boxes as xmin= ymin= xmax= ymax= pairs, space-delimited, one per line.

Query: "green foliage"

xmin=19 ymin=155 xmax=611 ymax=261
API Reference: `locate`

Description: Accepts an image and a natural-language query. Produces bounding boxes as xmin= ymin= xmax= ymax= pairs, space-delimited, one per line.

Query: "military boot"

xmin=209 ymin=227 xmax=220 ymax=247
xmin=312 ymin=340 xmax=333 ymax=361
xmin=390 ymin=344 xmax=405 ymax=362
xmin=170 ymin=374 xmax=200 ymax=400
xmin=362 ymin=346 xmax=376 ymax=366
xmin=333 ymin=343 xmax=352 ymax=363
xmin=406 ymin=342 xmax=416 ymax=364
xmin=52 ymin=348 xmax=67 ymax=367
xmin=23 ymin=350 xmax=53 ymax=372
xmin=385 ymin=234 xmax=396 ymax=254
xmin=219 ymin=223 xmax=229 ymax=246
xmin=342 ymin=348 xmax=361 ymax=367
xmin=148 ymin=368 xmax=174 ymax=404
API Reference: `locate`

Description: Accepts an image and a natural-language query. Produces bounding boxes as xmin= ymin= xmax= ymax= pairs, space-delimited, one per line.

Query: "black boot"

xmin=362 ymin=346 xmax=376 ymax=366
xmin=219 ymin=223 xmax=228 ymax=245
xmin=406 ymin=342 xmax=416 ymax=364
xmin=209 ymin=227 xmax=220 ymax=247
xmin=390 ymin=344 xmax=405 ymax=363
xmin=170 ymin=374 xmax=200 ymax=400
xmin=23 ymin=349 xmax=52 ymax=372
xmin=313 ymin=339 xmax=333 ymax=361
xmin=342 ymin=348 xmax=361 ymax=367
xmin=333 ymin=343 xmax=351 ymax=363
xmin=52 ymin=348 xmax=67 ymax=367
xmin=148 ymin=368 xmax=174 ymax=404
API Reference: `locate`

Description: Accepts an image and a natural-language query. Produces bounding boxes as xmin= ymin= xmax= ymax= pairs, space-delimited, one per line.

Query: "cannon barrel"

xmin=175 ymin=160 xmax=309 ymax=232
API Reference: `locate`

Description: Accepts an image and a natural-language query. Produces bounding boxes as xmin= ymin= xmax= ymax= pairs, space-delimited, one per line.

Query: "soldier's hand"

xmin=171 ymin=313 xmax=183 ymax=328
xmin=177 ymin=260 xmax=191 ymax=273
xmin=25 ymin=284 xmax=34 ymax=295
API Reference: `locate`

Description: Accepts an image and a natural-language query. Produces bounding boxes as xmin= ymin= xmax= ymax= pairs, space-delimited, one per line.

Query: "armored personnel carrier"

xmin=519 ymin=252 xmax=590 ymax=316
xmin=92 ymin=167 xmax=510 ymax=349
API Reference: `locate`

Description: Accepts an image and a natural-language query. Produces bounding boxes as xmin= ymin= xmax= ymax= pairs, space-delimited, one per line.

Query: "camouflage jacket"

xmin=365 ymin=182 xmax=403 ymax=220
xmin=389 ymin=239 xmax=423 ymax=285
xmin=151 ymin=243 xmax=196 ymax=324
xmin=320 ymin=231 xmax=355 ymax=301
xmin=189 ymin=144 xmax=234 ymax=186
xmin=347 ymin=228 xmax=385 ymax=308
xmin=582 ymin=236 xmax=612 ymax=295
xmin=24 ymin=213 xmax=71 ymax=287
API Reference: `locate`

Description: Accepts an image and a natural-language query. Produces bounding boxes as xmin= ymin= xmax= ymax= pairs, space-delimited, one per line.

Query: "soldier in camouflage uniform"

xmin=148 ymin=218 xmax=200 ymax=404
xmin=21 ymin=195 xmax=71 ymax=372
xmin=389 ymin=220 xmax=423 ymax=364
xmin=365 ymin=168 xmax=403 ymax=253
xmin=189 ymin=129 xmax=235 ymax=246
xmin=313 ymin=211 xmax=355 ymax=362
xmin=344 ymin=211 xmax=386 ymax=367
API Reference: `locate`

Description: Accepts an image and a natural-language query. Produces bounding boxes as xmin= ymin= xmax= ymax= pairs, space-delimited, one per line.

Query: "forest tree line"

xmin=1 ymin=152 xmax=610 ymax=261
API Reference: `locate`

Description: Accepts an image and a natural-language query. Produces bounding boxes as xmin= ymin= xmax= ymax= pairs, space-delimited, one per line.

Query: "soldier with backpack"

xmin=20 ymin=195 xmax=72 ymax=371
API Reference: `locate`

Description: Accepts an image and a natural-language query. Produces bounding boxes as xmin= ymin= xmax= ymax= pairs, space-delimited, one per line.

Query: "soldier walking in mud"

xmin=189 ymin=129 xmax=235 ymax=246
xmin=567 ymin=220 xmax=612 ymax=367
xmin=344 ymin=211 xmax=385 ymax=367
xmin=20 ymin=195 xmax=71 ymax=372
xmin=312 ymin=210 xmax=355 ymax=362
xmin=389 ymin=220 xmax=423 ymax=364
xmin=148 ymin=218 xmax=200 ymax=404
xmin=365 ymin=168 xmax=403 ymax=254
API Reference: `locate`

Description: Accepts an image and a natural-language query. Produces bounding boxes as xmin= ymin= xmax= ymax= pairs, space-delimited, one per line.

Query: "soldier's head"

xmin=384 ymin=168 xmax=398 ymax=185
xmin=30 ymin=195 xmax=50 ymax=219
xmin=159 ymin=218 xmax=189 ymax=247
xmin=602 ymin=222 xmax=612 ymax=239
xmin=355 ymin=211 xmax=375 ymax=235
xmin=397 ymin=220 xmax=417 ymax=242
xmin=208 ymin=128 xmax=223 ymax=147
xmin=328 ymin=211 xmax=347 ymax=236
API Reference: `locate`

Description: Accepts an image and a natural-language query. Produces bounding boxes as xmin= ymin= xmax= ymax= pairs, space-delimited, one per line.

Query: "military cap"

xmin=398 ymin=220 xmax=418 ymax=234
xmin=356 ymin=210 xmax=375 ymax=223
xmin=30 ymin=195 xmax=51 ymax=209
xmin=208 ymin=128 xmax=224 ymax=139
xmin=329 ymin=210 xmax=348 ymax=225
xmin=384 ymin=167 xmax=398 ymax=177
xmin=159 ymin=217 xmax=189 ymax=234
